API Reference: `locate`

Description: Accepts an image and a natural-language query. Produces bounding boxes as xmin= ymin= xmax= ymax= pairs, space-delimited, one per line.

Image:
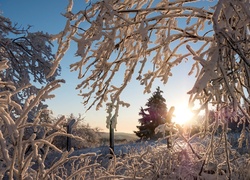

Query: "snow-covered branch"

xmin=53 ymin=0 xmax=216 ymax=128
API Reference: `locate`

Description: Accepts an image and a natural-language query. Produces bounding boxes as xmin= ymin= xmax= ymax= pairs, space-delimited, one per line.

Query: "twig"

xmin=180 ymin=133 xmax=202 ymax=159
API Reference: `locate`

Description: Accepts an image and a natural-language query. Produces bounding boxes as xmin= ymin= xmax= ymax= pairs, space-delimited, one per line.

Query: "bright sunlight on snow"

xmin=172 ymin=105 xmax=193 ymax=125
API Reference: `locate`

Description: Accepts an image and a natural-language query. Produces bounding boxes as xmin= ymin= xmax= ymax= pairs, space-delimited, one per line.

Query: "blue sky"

xmin=0 ymin=0 xmax=208 ymax=133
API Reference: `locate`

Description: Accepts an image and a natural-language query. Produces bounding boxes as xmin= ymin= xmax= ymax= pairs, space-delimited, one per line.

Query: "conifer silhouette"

xmin=134 ymin=87 xmax=168 ymax=139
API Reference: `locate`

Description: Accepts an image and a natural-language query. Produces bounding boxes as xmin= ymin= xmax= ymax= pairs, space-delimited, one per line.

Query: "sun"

xmin=172 ymin=104 xmax=193 ymax=125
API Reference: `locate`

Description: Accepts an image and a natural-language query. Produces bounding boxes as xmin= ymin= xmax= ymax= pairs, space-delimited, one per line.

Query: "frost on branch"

xmin=49 ymin=1 xmax=250 ymax=178
xmin=186 ymin=0 xmax=250 ymax=172
xmin=106 ymin=97 xmax=130 ymax=130
xmin=187 ymin=0 xmax=250 ymax=118
xmin=0 ymin=59 xmax=80 ymax=179
xmin=0 ymin=15 xmax=61 ymax=117
xmin=0 ymin=77 xmax=90 ymax=179
xmin=54 ymin=0 xmax=214 ymax=128
xmin=0 ymin=78 xmax=69 ymax=178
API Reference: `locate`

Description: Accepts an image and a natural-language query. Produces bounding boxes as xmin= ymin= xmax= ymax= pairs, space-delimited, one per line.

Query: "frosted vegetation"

xmin=1 ymin=0 xmax=250 ymax=179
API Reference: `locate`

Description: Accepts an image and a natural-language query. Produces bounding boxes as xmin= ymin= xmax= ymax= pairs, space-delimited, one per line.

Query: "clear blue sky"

xmin=1 ymin=0 xmax=206 ymax=133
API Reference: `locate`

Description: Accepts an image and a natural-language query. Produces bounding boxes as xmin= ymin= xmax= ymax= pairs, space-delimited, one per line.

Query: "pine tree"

xmin=134 ymin=87 xmax=168 ymax=139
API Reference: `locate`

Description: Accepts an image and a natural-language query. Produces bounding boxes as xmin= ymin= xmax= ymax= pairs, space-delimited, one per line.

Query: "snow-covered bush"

xmin=0 ymin=60 xmax=101 ymax=179
xmin=0 ymin=17 xmax=84 ymax=179
xmin=71 ymin=122 xmax=101 ymax=149
xmin=51 ymin=115 xmax=101 ymax=150
xmin=0 ymin=60 xmax=63 ymax=178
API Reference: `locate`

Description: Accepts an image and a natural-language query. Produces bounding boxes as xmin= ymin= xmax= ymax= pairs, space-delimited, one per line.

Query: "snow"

xmin=40 ymin=131 xmax=250 ymax=179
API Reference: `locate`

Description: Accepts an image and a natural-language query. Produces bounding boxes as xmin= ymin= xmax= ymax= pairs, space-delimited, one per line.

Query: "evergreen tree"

xmin=134 ymin=87 xmax=168 ymax=139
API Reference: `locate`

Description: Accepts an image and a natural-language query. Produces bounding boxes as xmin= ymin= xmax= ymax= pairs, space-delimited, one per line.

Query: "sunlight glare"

xmin=172 ymin=105 xmax=193 ymax=125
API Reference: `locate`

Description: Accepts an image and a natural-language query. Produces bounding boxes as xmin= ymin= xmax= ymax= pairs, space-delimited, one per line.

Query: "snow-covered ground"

xmin=41 ymin=132 xmax=250 ymax=179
